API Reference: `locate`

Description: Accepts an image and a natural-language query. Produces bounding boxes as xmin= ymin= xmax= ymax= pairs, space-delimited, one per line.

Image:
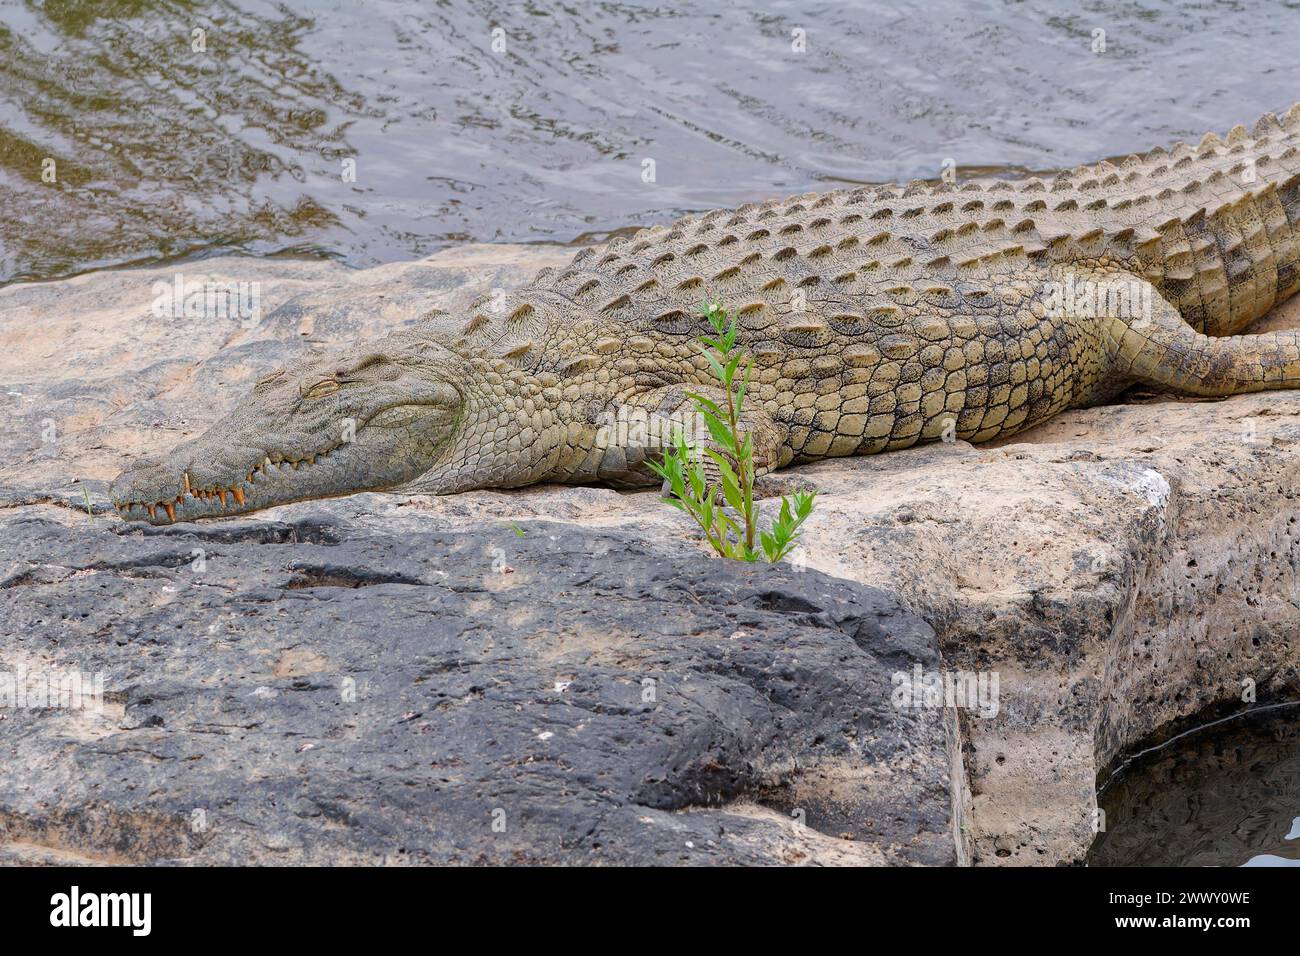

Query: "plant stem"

xmin=726 ymin=362 xmax=755 ymax=554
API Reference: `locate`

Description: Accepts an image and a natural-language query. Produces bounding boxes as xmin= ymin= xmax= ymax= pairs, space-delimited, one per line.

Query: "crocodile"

xmin=112 ymin=104 xmax=1300 ymax=524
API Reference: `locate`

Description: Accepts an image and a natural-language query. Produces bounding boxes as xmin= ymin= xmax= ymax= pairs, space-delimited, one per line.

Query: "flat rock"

xmin=0 ymin=512 xmax=956 ymax=865
xmin=3 ymin=245 xmax=1300 ymax=865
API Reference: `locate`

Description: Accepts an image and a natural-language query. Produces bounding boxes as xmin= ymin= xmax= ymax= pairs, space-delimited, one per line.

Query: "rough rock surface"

xmin=0 ymin=249 xmax=965 ymax=866
xmin=3 ymin=246 xmax=1299 ymax=865
xmin=0 ymin=513 xmax=956 ymax=865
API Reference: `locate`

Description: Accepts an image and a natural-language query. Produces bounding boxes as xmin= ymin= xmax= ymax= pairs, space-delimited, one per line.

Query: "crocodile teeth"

xmin=164 ymin=503 xmax=175 ymax=522
xmin=232 ymin=488 xmax=245 ymax=505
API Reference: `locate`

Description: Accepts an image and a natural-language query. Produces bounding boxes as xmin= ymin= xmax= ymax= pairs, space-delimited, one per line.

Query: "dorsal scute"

xmin=479 ymin=105 xmax=1300 ymax=369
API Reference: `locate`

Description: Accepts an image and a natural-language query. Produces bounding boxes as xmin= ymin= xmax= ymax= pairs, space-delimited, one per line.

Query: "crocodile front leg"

xmin=563 ymin=384 xmax=788 ymax=490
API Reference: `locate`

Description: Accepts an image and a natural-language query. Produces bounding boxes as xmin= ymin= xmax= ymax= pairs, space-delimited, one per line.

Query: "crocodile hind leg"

xmin=1101 ymin=273 xmax=1300 ymax=397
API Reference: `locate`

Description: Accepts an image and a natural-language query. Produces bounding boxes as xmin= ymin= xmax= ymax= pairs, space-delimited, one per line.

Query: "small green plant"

xmin=649 ymin=297 xmax=815 ymax=562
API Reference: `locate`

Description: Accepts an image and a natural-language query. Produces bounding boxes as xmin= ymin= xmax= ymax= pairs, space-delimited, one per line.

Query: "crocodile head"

xmin=110 ymin=333 xmax=468 ymax=524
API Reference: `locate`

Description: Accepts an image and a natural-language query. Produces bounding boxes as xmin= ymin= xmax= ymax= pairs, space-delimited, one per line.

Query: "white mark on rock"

xmin=1285 ymin=816 xmax=1300 ymax=840
xmin=1131 ymin=468 xmax=1170 ymax=508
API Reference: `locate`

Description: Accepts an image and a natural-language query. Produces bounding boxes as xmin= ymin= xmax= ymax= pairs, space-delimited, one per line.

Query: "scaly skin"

xmin=113 ymin=105 xmax=1300 ymax=524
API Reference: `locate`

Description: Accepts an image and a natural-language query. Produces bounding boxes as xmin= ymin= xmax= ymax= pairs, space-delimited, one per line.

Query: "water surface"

xmin=1090 ymin=705 xmax=1300 ymax=867
xmin=1 ymin=0 xmax=1298 ymax=284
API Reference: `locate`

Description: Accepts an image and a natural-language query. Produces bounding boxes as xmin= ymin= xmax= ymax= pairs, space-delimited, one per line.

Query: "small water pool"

xmin=1090 ymin=704 xmax=1300 ymax=867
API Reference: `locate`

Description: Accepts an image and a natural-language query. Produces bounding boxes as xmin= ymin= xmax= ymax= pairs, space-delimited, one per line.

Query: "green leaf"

xmin=725 ymin=352 xmax=742 ymax=381
xmin=672 ymin=429 xmax=695 ymax=464
xmin=734 ymin=361 xmax=752 ymax=410
xmin=701 ymin=349 xmax=727 ymax=384
xmin=687 ymin=463 xmax=706 ymax=501
xmin=702 ymin=413 xmax=737 ymax=454
xmin=794 ymin=490 xmax=817 ymax=519
xmin=706 ymin=452 xmax=744 ymax=513
xmin=705 ymin=448 xmax=740 ymax=483
xmin=648 ymin=452 xmax=687 ymax=502
xmin=683 ymin=390 xmax=724 ymax=417
xmin=723 ymin=309 xmax=738 ymax=344
xmin=778 ymin=496 xmax=794 ymax=527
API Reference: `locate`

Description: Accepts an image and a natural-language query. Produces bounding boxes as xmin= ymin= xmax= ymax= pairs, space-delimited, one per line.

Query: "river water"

xmin=1 ymin=0 xmax=1298 ymax=284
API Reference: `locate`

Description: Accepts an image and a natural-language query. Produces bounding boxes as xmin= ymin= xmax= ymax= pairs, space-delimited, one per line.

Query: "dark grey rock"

xmin=0 ymin=513 xmax=960 ymax=865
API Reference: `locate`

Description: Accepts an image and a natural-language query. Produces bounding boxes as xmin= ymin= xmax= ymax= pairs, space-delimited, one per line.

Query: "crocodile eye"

xmin=302 ymin=379 xmax=341 ymax=399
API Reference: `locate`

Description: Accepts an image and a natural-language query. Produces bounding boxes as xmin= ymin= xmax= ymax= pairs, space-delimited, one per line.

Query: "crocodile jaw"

xmin=115 ymin=440 xmax=365 ymax=525
xmin=110 ymin=400 xmax=462 ymax=524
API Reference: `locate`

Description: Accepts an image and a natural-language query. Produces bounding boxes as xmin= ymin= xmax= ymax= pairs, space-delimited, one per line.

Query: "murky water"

xmin=1090 ymin=705 xmax=1300 ymax=867
xmin=1 ymin=0 xmax=1299 ymax=284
